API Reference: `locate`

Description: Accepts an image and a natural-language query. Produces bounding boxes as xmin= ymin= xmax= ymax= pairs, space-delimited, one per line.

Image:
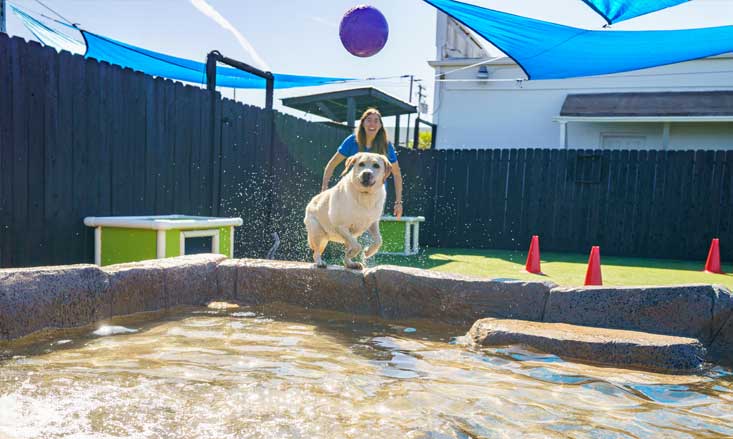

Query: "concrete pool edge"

xmin=1 ymin=254 xmax=731 ymax=370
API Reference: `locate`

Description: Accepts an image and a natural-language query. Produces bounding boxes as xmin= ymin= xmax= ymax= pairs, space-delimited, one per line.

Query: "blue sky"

xmin=5 ymin=0 xmax=732 ymax=123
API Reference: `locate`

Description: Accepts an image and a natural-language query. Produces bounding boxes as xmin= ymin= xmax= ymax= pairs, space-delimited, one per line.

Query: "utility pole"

xmin=413 ymin=83 xmax=427 ymax=148
xmin=404 ymin=75 xmax=413 ymax=148
xmin=416 ymin=83 xmax=426 ymax=115
xmin=1 ymin=0 xmax=7 ymax=34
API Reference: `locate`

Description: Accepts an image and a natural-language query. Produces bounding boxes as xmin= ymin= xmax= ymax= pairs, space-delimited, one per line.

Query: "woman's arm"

xmin=322 ymin=152 xmax=346 ymax=192
xmin=392 ymin=161 xmax=403 ymax=220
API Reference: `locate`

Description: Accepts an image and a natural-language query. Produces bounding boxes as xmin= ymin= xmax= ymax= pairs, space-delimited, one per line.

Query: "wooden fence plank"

xmin=0 ymin=34 xmax=14 ymax=267
xmin=467 ymin=149 xmax=485 ymax=247
xmin=69 ymin=56 xmax=89 ymax=263
xmin=541 ymin=148 xmax=562 ymax=251
xmin=557 ymin=149 xmax=576 ymax=252
xmin=719 ymin=151 xmax=733 ymax=260
xmin=100 ymin=62 xmax=114 ymax=216
xmin=694 ymin=150 xmax=717 ymax=257
xmin=505 ymin=149 xmax=525 ymax=249
xmin=109 ymin=64 xmax=125 ymax=215
xmin=451 ymin=149 xmax=470 ymax=247
xmin=43 ymin=45 xmax=66 ymax=265
xmin=143 ymin=78 xmax=158 ymax=213
xmin=129 ymin=71 xmax=148 ymax=215
xmin=10 ymin=38 xmax=30 ymax=266
xmin=710 ymin=150 xmax=726 ymax=240
xmin=159 ymin=79 xmax=177 ymax=213
xmin=26 ymin=44 xmax=49 ymax=264
xmin=522 ymin=149 xmax=542 ymax=244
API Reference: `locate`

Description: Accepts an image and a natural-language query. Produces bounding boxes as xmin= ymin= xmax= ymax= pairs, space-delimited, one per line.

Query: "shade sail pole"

xmin=205 ymin=50 xmax=276 ymax=247
xmin=206 ymin=50 xmax=274 ymax=110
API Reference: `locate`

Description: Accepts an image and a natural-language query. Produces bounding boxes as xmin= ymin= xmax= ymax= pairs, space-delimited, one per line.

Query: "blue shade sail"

xmin=425 ymin=0 xmax=733 ymax=80
xmin=11 ymin=6 xmax=85 ymax=54
xmin=82 ymin=32 xmax=352 ymax=89
xmin=580 ymin=0 xmax=690 ymax=24
xmin=13 ymin=6 xmax=352 ymax=89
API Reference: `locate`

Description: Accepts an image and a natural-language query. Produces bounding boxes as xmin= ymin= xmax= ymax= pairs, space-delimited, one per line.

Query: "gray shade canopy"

xmin=281 ymin=87 xmax=417 ymax=129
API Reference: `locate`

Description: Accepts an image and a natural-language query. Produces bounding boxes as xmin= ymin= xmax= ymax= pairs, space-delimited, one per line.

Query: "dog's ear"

xmin=340 ymin=155 xmax=357 ymax=177
xmin=382 ymin=156 xmax=392 ymax=183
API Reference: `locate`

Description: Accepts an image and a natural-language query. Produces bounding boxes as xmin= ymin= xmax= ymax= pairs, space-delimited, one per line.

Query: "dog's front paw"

xmin=314 ymin=261 xmax=327 ymax=268
xmin=345 ymin=261 xmax=364 ymax=270
xmin=346 ymin=243 xmax=362 ymax=258
xmin=364 ymin=244 xmax=381 ymax=258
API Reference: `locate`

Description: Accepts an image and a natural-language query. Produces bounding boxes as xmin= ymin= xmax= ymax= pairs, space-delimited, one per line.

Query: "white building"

xmin=429 ymin=14 xmax=733 ymax=150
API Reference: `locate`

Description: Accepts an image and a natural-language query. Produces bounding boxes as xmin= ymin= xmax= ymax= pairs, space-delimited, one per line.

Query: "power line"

xmin=33 ymin=0 xmax=73 ymax=25
xmin=436 ymin=55 xmax=506 ymax=78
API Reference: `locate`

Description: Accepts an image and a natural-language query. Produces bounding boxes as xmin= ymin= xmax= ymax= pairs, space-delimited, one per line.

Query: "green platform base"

xmin=378 ymin=216 xmax=425 ymax=256
xmin=84 ymin=215 xmax=243 ymax=266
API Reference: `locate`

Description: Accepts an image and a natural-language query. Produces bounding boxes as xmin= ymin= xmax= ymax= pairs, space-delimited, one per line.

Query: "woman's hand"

xmin=391 ymin=162 xmax=403 ymax=220
xmin=393 ymin=201 xmax=403 ymax=220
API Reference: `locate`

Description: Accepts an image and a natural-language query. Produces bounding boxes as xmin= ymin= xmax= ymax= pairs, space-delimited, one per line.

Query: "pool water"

xmin=1 ymin=304 xmax=732 ymax=438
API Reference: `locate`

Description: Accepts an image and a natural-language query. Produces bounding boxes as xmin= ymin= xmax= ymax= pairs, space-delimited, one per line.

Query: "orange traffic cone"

xmin=584 ymin=246 xmax=602 ymax=286
xmin=525 ymin=235 xmax=542 ymax=274
xmin=704 ymin=238 xmax=723 ymax=274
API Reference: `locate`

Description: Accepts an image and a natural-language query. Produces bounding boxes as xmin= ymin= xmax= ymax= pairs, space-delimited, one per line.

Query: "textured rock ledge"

xmin=216 ymin=260 xmax=555 ymax=324
xmin=0 ymin=254 xmax=225 ymax=340
xmin=1 ymin=255 xmax=732 ymax=370
xmin=544 ymin=285 xmax=733 ymax=344
xmin=217 ymin=258 xmax=377 ymax=315
xmin=0 ymin=264 xmax=109 ymax=340
xmin=469 ymin=318 xmax=706 ymax=372
xmin=365 ymin=265 xmax=554 ymax=324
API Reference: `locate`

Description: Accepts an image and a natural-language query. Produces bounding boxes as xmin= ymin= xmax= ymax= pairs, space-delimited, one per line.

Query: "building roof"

xmin=281 ymin=87 xmax=416 ymax=128
xmin=560 ymin=91 xmax=733 ymax=118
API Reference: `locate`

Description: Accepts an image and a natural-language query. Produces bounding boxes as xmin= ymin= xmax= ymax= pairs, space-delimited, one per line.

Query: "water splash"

xmin=92 ymin=326 xmax=138 ymax=336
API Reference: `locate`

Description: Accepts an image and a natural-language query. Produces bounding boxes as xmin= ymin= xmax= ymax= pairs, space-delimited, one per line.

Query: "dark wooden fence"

xmin=1 ymin=34 xmax=731 ymax=267
xmin=398 ymin=148 xmax=733 ymax=260
xmin=0 ymin=34 xmax=342 ymax=267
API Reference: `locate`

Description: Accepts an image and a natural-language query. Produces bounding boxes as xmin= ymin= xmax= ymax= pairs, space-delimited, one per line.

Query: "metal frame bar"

xmin=205 ymin=50 xmax=276 ymax=244
xmin=414 ymin=117 xmax=438 ymax=149
xmin=205 ymin=50 xmax=274 ymax=110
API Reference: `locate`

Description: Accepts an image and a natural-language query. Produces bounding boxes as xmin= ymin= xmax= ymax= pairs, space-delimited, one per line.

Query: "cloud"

xmin=309 ymin=16 xmax=339 ymax=29
xmin=190 ymin=0 xmax=271 ymax=71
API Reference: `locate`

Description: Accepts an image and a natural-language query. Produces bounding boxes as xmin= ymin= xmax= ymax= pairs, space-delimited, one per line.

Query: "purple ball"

xmin=339 ymin=5 xmax=389 ymax=58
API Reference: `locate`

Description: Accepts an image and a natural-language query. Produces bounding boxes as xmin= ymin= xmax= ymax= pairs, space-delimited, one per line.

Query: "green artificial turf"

xmin=372 ymin=248 xmax=733 ymax=289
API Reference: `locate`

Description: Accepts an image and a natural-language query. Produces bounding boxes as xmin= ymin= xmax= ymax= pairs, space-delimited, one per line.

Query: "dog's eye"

xmin=372 ymin=163 xmax=380 ymax=169
xmin=358 ymin=162 xmax=365 ymax=167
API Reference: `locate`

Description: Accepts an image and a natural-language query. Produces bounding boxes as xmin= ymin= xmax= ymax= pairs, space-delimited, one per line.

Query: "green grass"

xmin=372 ymin=247 xmax=733 ymax=290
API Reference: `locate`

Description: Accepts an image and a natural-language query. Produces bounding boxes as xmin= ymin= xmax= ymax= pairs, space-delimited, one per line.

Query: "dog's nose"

xmin=360 ymin=171 xmax=374 ymax=185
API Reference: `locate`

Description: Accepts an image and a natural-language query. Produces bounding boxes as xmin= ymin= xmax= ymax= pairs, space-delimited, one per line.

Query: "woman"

xmin=321 ymin=108 xmax=403 ymax=219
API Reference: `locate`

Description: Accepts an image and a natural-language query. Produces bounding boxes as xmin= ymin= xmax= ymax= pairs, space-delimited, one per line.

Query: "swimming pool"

xmin=1 ymin=303 xmax=731 ymax=438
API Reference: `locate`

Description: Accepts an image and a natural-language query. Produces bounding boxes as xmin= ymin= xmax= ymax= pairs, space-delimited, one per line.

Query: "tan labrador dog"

xmin=304 ymin=152 xmax=392 ymax=269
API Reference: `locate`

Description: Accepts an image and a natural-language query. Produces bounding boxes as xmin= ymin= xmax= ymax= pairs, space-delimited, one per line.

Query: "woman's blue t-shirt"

xmin=337 ymin=134 xmax=398 ymax=163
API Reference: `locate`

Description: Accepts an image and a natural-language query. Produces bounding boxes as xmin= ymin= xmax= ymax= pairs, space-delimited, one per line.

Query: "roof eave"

xmin=554 ymin=115 xmax=733 ymax=123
